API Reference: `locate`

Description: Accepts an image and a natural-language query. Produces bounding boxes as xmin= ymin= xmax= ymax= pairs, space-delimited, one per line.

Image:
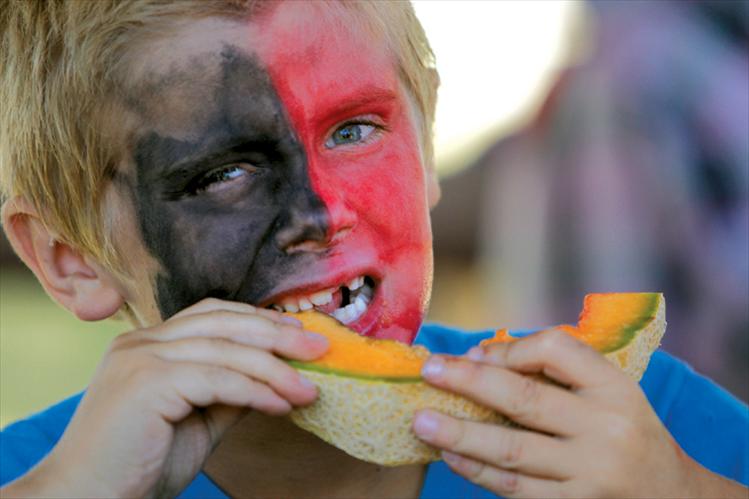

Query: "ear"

xmin=1 ymin=197 xmax=125 ymax=321
xmin=426 ymin=166 xmax=441 ymax=209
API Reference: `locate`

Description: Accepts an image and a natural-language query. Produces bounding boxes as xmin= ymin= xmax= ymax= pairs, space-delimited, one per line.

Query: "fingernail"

xmin=280 ymin=316 xmax=303 ymax=327
xmin=421 ymin=356 xmax=445 ymax=380
xmin=304 ymin=331 xmax=328 ymax=347
xmin=413 ymin=411 xmax=439 ymax=439
xmin=466 ymin=346 xmax=484 ymax=362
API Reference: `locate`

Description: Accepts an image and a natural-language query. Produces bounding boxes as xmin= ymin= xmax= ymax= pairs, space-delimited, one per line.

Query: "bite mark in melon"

xmin=287 ymin=312 xmax=427 ymax=382
xmin=288 ymin=292 xmax=666 ymax=466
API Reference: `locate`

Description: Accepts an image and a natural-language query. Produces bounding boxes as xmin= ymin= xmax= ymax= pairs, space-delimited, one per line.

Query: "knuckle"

xmin=443 ymin=419 xmax=467 ymax=449
xmin=495 ymin=430 xmax=523 ymax=468
xmin=508 ymin=377 xmax=541 ymax=419
xmin=130 ymin=364 xmax=157 ymax=387
xmin=605 ymin=413 xmax=638 ymax=447
xmin=540 ymin=329 xmax=569 ymax=350
xmin=493 ymin=469 xmax=520 ymax=494
xmin=203 ymin=365 xmax=233 ymax=387
xmin=279 ymin=363 xmax=304 ymax=388
xmin=125 ymin=357 xmax=165 ymax=390
xmin=483 ymin=344 xmax=508 ymax=364
xmin=465 ymin=458 xmax=487 ymax=480
xmin=201 ymin=309 xmax=229 ymax=323
xmin=107 ymin=344 xmax=144 ymax=373
xmin=265 ymin=326 xmax=294 ymax=353
xmin=107 ymin=330 xmax=140 ymax=352
xmin=454 ymin=358 xmax=483 ymax=385
xmin=198 ymin=297 xmax=223 ymax=308
xmin=277 ymin=324 xmax=301 ymax=345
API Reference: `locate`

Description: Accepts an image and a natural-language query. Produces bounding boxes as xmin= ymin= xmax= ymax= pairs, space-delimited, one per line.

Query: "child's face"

xmin=115 ymin=3 xmax=436 ymax=342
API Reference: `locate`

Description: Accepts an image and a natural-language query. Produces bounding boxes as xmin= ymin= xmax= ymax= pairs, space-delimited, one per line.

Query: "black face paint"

xmin=123 ymin=46 xmax=329 ymax=319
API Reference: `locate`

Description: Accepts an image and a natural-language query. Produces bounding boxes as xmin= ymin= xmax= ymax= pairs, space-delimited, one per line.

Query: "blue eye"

xmin=326 ymin=123 xmax=377 ymax=148
xmin=195 ymin=164 xmax=251 ymax=193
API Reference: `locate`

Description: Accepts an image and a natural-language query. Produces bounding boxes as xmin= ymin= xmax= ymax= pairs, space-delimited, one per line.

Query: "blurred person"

xmin=436 ymin=0 xmax=748 ymax=401
xmin=0 ymin=1 xmax=747 ymax=498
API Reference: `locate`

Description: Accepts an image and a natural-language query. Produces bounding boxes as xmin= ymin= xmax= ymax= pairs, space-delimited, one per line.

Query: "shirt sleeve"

xmin=632 ymin=351 xmax=748 ymax=485
xmin=0 ymin=393 xmax=83 ymax=486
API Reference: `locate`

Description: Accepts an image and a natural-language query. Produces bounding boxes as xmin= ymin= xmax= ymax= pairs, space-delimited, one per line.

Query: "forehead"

xmin=121 ymin=3 xmax=398 ymax=135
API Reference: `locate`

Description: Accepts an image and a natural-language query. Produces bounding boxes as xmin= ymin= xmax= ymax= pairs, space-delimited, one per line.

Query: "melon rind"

xmin=288 ymin=373 xmax=504 ymax=466
xmin=602 ymin=294 xmax=666 ymax=381
xmin=289 ymin=293 xmax=666 ymax=466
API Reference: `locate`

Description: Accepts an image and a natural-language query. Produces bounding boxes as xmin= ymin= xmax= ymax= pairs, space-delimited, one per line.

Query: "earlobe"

xmin=1 ymin=197 xmax=125 ymax=321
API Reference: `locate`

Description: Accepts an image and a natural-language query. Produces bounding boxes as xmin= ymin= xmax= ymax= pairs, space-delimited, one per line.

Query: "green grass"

xmin=0 ymin=267 xmax=124 ymax=427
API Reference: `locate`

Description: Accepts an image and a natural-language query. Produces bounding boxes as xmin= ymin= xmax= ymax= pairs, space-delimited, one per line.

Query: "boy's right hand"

xmin=4 ymin=298 xmax=328 ymax=498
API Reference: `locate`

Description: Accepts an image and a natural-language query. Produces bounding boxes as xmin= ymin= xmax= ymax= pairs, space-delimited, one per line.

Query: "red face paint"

xmin=251 ymin=4 xmax=434 ymax=342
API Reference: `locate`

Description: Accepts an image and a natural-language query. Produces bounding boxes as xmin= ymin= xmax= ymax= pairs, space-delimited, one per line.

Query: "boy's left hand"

xmin=411 ymin=330 xmax=736 ymax=498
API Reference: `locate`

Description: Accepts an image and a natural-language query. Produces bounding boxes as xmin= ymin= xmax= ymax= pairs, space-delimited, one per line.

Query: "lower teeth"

xmin=331 ymin=282 xmax=373 ymax=324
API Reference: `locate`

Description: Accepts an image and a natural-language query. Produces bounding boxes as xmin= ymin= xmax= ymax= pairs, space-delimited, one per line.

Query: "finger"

xmin=412 ymin=410 xmax=573 ymax=480
xmin=172 ymin=297 xmax=301 ymax=327
xmin=421 ymin=355 xmax=590 ymax=435
xmin=138 ymin=311 xmax=328 ymax=361
xmin=467 ymin=329 xmax=621 ymax=389
xmin=151 ymin=338 xmax=318 ymax=406
xmin=441 ymin=451 xmax=564 ymax=499
xmin=156 ymin=363 xmax=292 ymax=422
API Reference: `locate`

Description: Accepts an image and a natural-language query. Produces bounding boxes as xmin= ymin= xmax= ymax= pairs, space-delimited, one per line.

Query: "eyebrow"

xmin=136 ymin=130 xmax=281 ymax=188
xmin=312 ymin=86 xmax=397 ymax=123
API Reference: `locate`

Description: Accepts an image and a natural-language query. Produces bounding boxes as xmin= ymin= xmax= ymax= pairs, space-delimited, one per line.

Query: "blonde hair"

xmin=0 ymin=0 xmax=438 ymax=277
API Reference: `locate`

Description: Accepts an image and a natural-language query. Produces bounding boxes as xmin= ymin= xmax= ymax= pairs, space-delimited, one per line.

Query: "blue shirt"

xmin=2 ymin=324 xmax=748 ymax=497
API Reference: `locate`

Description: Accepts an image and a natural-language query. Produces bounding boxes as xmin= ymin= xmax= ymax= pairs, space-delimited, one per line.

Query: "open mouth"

xmin=267 ymin=275 xmax=376 ymax=326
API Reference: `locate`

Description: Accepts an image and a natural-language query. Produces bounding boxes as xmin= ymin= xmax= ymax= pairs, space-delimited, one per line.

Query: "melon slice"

xmin=288 ymin=292 xmax=666 ymax=466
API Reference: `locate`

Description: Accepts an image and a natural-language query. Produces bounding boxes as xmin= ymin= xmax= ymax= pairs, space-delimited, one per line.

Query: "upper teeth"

xmin=348 ymin=276 xmax=364 ymax=291
xmin=310 ymin=289 xmax=334 ymax=306
xmin=271 ymin=275 xmax=373 ymax=325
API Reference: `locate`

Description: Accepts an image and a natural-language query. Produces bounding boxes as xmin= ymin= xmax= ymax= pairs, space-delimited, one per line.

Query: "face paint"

xmin=121 ymin=5 xmax=433 ymax=343
xmin=123 ymin=46 xmax=331 ymax=319
xmin=252 ymin=4 xmax=433 ymax=342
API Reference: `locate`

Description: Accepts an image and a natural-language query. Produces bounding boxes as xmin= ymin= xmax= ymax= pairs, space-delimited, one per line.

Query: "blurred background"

xmin=1 ymin=0 xmax=747 ymax=427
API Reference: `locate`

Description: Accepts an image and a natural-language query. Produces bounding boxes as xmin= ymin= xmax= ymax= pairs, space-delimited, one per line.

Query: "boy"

xmin=1 ymin=1 xmax=747 ymax=497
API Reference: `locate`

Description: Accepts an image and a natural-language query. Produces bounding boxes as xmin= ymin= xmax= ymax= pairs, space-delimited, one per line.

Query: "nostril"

xmin=282 ymin=239 xmax=329 ymax=254
xmin=330 ymin=226 xmax=353 ymax=243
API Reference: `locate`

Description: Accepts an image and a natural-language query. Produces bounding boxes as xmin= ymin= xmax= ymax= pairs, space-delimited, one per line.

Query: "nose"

xmin=275 ymin=187 xmax=356 ymax=254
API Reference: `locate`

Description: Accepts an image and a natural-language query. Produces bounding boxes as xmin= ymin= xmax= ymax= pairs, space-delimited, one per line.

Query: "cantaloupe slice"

xmin=288 ymin=292 xmax=666 ymax=466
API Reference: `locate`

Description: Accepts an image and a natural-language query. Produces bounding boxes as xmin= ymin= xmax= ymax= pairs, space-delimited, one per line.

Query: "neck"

xmin=204 ymin=411 xmax=426 ymax=499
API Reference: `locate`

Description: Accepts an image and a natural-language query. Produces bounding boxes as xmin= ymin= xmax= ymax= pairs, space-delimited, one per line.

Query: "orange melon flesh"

xmin=292 ymin=293 xmax=661 ymax=379
xmin=288 ymin=312 xmax=427 ymax=381
xmin=481 ymin=293 xmax=661 ymax=354
xmin=286 ymin=293 xmax=666 ymax=466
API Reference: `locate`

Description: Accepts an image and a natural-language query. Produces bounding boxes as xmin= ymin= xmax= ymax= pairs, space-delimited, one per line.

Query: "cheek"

xmin=316 ymin=126 xmax=430 ymax=244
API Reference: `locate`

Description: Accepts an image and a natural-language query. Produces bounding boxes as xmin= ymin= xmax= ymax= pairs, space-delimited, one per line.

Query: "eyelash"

xmin=181 ymin=117 xmax=385 ymax=197
xmin=325 ymin=118 xmax=386 ymax=149
xmin=191 ymin=163 xmax=255 ymax=194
